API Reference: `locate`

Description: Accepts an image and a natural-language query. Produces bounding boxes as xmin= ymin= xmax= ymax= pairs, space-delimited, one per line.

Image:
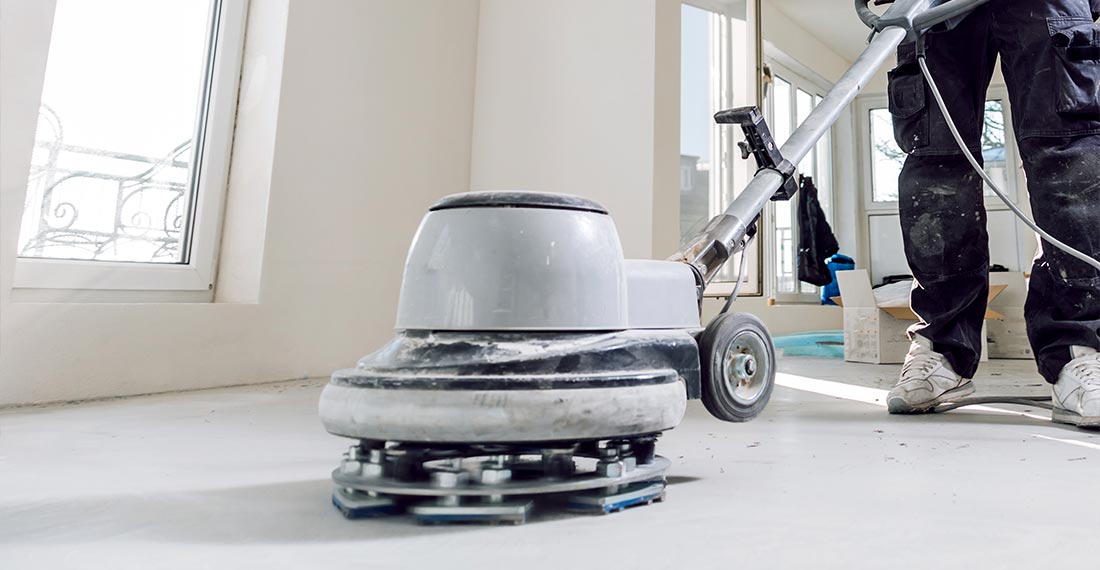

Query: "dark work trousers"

xmin=889 ymin=0 xmax=1100 ymax=383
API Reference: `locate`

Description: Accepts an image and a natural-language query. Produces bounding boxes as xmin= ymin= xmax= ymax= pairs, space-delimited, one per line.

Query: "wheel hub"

xmin=729 ymin=353 xmax=757 ymax=381
xmin=724 ymin=330 xmax=772 ymax=404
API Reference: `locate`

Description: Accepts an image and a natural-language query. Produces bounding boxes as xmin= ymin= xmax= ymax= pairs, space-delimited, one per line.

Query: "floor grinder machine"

xmin=318 ymin=0 xmax=994 ymax=524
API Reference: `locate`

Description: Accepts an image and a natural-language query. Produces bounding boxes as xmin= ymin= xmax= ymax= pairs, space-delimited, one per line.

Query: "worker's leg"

xmin=992 ymin=0 xmax=1100 ymax=384
xmin=1018 ymin=137 xmax=1100 ymax=383
xmin=893 ymin=6 xmax=998 ymax=380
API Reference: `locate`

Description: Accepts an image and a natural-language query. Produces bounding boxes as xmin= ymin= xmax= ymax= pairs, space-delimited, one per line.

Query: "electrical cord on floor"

xmin=912 ymin=55 xmax=1089 ymax=414
xmin=930 ymin=395 xmax=1053 ymax=413
xmin=720 ymin=234 xmax=755 ymax=315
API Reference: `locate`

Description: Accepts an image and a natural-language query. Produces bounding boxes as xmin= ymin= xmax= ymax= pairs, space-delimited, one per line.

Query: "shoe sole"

xmin=1051 ymin=408 xmax=1100 ymax=429
xmin=887 ymin=381 xmax=976 ymax=415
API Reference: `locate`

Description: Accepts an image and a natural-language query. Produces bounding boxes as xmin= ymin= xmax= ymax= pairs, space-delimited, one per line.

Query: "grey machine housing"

xmin=319 ymin=191 xmax=704 ymax=444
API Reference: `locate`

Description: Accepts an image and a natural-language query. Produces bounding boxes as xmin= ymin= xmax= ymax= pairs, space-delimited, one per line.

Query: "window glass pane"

xmin=771 ymin=77 xmax=794 ymax=294
xmin=679 ymin=5 xmax=754 ymax=288
xmin=816 ymin=132 xmax=833 ymax=220
xmin=19 ymin=0 xmax=215 ymax=263
xmin=869 ymin=100 xmax=1006 ymax=204
xmin=775 ymin=199 xmax=795 ymax=293
xmin=981 ymin=100 xmax=1008 ymax=197
xmin=814 ymin=95 xmax=832 ymax=221
xmin=772 ymin=77 xmax=791 ymax=147
xmin=796 ymin=90 xmax=822 ymax=294
xmin=679 ymin=4 xmax=713 ymax=244
xmin=799 ymin=92 xmax=817 ymax=294
xmin=870 ymin=108 xmax=903 ymax=202
xmin=795 ymin=88 xmax=815 ymax=176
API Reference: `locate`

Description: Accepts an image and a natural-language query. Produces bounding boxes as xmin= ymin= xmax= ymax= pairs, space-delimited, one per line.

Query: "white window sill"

xmin=12 ymin=257 xmax=215 ymax=303
xmin=703 ymin=280 xmax=762 ymax=298
xmin=9 ymin=287 xmax=214 ymax=304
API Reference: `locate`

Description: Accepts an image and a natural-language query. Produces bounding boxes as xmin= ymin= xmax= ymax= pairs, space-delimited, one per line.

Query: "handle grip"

xmin=855 ymin=0 xmax=882 ymax=31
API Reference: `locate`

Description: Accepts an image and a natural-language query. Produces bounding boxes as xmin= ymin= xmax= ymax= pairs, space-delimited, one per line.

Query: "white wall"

xmin=0 ymin=0 xmax=481 ymax=405
xmin=762 ymin=1 xmax=850 ymax=84
xmin=470 ymin=0 xmax=681 ymax=260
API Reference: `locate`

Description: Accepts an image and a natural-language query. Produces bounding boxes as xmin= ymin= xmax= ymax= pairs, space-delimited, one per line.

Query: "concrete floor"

xmin=3 ymin=356 xmax=1100 ymax=569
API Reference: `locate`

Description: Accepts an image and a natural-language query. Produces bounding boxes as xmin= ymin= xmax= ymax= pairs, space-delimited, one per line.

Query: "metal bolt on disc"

xmin=333 ymin=453 xmax=670 ymax=497
xmin=330 ymin=438 xmax=671 ymax=524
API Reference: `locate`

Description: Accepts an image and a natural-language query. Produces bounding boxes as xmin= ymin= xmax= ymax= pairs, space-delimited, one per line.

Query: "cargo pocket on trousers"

xmin=1048 ymin=18 xmax=1100 ymax=117
xmin=887 ymin=48 xmax=928 ymax=153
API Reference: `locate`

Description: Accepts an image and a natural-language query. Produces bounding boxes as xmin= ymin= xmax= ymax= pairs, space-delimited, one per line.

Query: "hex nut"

xmin=340 ymin=460 xmax=363 ymax=476
xmin=431 ymin=469 xmax=470 ymax=489
xmin=363 ymin=462 xmax=384 ymax=478
xmin=597 ymin=460 xmax=624 ymax=478
xmin=480 ymin=468 xmax=512 ymax=485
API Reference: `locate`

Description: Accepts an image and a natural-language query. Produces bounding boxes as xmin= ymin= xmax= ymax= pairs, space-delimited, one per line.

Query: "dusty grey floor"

xmin=2 ymin=356 xmax=1099 ymax=569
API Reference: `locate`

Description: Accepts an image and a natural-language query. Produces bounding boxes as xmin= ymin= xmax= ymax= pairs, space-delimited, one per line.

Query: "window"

xmin=869 ymin=99 xmax=1011 ymax=204
xmin=764 ymin=60 xmax=834 ymax=302
xmin=679 ymin=1 xmax=757 ymax=295
xmin=15 ymin=0 xmax=247 ymax=292
xmin=978 ymin=100 xmax=1010 ymax=198
xmin=679 ymin=4 xmax=715 ymax=245
xmin=869 ymin=107 xmax=901 ymax=203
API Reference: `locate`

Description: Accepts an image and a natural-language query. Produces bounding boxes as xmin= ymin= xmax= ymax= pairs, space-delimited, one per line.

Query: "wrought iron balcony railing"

xmin=20 ymin=105 xmax=192 ymax=263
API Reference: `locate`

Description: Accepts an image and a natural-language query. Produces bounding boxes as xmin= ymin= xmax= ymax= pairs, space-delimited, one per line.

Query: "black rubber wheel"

xmin=698 ymin=312 xmax=776 ymax=422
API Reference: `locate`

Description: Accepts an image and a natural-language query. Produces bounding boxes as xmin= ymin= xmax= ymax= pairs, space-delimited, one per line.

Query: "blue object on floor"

xmin=773 ymin=331 xmax=844 ymax=358
xmin=821 ymin=254 xmax=855 ymax=305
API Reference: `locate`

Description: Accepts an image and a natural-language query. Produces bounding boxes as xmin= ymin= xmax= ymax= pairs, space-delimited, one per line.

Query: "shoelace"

xmin=901 ymin=347 xmax=942 ymax=378
xmin=1067 ymin=355 xmax=1100 ymax=387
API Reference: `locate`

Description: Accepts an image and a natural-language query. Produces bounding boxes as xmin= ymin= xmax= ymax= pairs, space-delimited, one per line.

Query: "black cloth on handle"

xmin=796 ymin=175 xmax=840 ymax=287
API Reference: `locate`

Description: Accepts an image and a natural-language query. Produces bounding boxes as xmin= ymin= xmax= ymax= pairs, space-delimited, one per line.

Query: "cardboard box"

xmin=835 ymin=269 xmax=1005 ymax=365
xmin=987 ymin=271 xmax=1032 ymax=360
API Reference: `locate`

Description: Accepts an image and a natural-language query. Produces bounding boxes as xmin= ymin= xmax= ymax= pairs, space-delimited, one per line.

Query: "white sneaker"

xmin=887 ymin=335 xmax=975 ymax=414
xmin=1052 ymin=346 xmax=1100 ymax=428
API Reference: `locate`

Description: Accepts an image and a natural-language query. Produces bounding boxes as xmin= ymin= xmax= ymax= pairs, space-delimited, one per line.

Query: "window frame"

xmin=13 ymin=0 xmax=248 ymax=294
xmin=763 ymin=52 xmax=836 ymax=305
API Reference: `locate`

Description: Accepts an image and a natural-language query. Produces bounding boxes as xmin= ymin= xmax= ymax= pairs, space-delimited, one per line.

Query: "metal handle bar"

xmin=856 ymin=0 xmax=993 ymax=35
